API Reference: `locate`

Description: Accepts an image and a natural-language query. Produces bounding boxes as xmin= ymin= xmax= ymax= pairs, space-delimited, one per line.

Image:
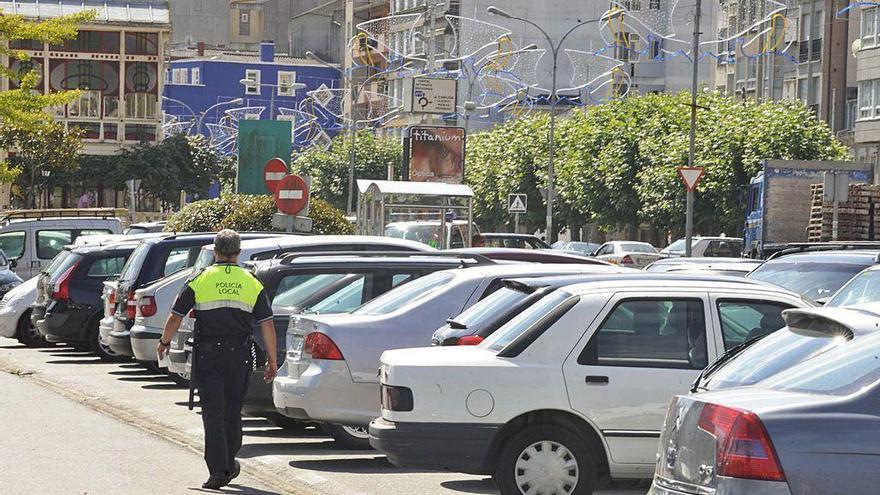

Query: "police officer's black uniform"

xmin=171 ymin=262 xmax=273 ymax=480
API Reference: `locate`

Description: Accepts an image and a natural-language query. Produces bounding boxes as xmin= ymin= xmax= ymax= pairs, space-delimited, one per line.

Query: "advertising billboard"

xmin=237 ymin=120 xmax=293 ymax=194
xmin=404 ymin=126 xmax=466 ymax=184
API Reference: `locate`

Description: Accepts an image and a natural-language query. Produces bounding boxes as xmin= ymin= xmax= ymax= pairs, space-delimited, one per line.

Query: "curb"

xmin=0 ymin=360 xmax=316 ymax=495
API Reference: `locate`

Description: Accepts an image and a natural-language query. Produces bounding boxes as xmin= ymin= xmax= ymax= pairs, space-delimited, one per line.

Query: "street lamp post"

xmin=488 ymin=6 xmax=611 ymax=243
xmin=306 ymin=50 xmax=361 ymax=216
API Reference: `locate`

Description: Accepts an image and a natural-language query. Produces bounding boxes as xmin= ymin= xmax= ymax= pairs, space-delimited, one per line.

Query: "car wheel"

xmin=265 ymin=413 xmax=307 ymax=432
xmin=322 ymin=423 xmax=372 ymax=450
xmin=90 ymin=322 xmax=126 ymax=362
xmin=495 ymin=424 xmax=596 ymax=495
xmin=16 ymin=310 xmax=48 ymax=348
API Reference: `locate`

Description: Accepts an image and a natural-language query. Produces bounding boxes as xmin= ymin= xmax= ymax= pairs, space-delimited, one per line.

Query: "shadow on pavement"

xmin=142 ymin=382 xmax=187 ymax=391
xmin=0 ymin=344 xmax=26 ymax=349
xmin=288 ymin=456 xmax=431 ymax=475
xmin=45 ymin=358 xmax=103 ymax=365
xmin=237 ymin=440 xmax=337 ymax=458
xmin=187 ymin=485 xmax=282 ymax=495
xmin=116 ymin=375 xmax=172 ymax=382
xmin=440 ymin=479 xmax=498 ymax=494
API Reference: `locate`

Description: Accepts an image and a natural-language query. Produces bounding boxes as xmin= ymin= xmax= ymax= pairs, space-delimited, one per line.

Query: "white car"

xmin=369 ymin=275 xmax=811 ymax=494
xmin=0 ymin=276 xmax=39 ymax=345
xmin=273 ymin=264 xmax=622 ymax=448
xmin=660 ymin=236 xmax=744 ymax=258
xmin=592 ymin=241 xmax=661 ymax=268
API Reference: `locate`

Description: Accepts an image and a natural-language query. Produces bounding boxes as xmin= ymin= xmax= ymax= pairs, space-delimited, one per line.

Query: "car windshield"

xmin=825 ymin=269 xmax=880 ymax=307
xmin=118 ymin=242 xmax=150 ymax=282
xmin=354 ymin=271 xmax=454 ymax=316
xmin=759 ymin=331 xmax=880 ymax=396
xmin=482 ymin=290 xmax=572 ymax=353
xmin=307 ymin=278 xmax=366 ymax=314
xmin=703 ymin=327 xmax=850 ymax=390
xmin=620 ymin=243 xmax=655 ymax=253
xmin=44 ymin=250 xmax=72 ymax=275
xmin=194 ymin=248 xmax=215 ymax=271
xmin=125 ymin=226 xmax=148 ymax=235
xmin=450 ymin=286 xmax=533 ymax=329
xmin=663 ymin=239 xmax=689 ymax=252
xmin=748 ymin=260 xmax=869 ymax=300
xmin=272 ymin=274 xmax=349 ymax=314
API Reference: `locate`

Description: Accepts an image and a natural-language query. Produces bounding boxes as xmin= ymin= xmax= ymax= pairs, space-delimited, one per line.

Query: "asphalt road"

xmin=0 ymin=337 xmax=649 ymax=495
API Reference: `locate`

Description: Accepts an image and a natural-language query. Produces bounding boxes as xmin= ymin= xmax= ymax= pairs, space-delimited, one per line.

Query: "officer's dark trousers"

xmin=196 ymin=339 xmax=251 ymax=476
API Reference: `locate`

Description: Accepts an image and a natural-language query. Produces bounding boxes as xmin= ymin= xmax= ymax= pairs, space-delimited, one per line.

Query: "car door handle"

xmin=585 ymin=375 xmax=609 ymax=385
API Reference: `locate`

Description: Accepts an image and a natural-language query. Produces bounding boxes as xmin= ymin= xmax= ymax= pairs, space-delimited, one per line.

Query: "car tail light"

xmin=188 ymin=309 xmax=196 ymax=319
xmin=126 ymin=291 xmax=137 ymax=319
xmin=620 ymin=254 xmax=634 ymax=265
xmin=51 ymin=262 xmax=80 ymax=300
xmin=381 ymin=384 xmax=413 ymax=412
xmin=457 ymin=335 xmax=484 ymax=346
xmin=108 ymin=289 xmax=116 ymax=306
xmin=304 ymin=332 xmax=344 ymax=360
xmin=698 ymin=403 xmax=786 ymax=482
xmin=138 ymin=296 xmax=157 ymax=317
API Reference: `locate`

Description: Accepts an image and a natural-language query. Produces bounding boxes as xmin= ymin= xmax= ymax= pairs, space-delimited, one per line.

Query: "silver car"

xmin=273 ymin=263 xmax=623 ymax=448
xmin=651 ymin=304 xmax=880 ymax=495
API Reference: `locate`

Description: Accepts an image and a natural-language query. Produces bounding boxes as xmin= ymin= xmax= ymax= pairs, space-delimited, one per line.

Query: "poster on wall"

xmin=403 ymin=126 xmax=466 ymax=184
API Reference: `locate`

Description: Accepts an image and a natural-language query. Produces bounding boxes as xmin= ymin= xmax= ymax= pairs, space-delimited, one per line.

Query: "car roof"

xmin=254 ymin=255 xmax=472 ymax=270
xmin=448 ymin=263 xmax=621 ymax=281
xmin=68 ymin=242 xmax=138 ymax=254
xmin=649 ymin=256 xmax=755 ymax=265
xmin=503 ymin=272 xmax=626 ymax=290
xmin=667 ymin=263 xmax=758 ymax=272
xmin=764 ymin=250 xmax=880 ymax=263
xmin=207 ymin=235 xmax=434 ymax=253
xmin=668 ymin=236 xmax=743 ymax=241
xmin=385 ymin=220 xmax=470 ymax=226
xmin=559 ymin=273 xmax=797 ymax=296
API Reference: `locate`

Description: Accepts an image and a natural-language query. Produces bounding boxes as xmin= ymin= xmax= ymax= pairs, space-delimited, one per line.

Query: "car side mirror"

xmin=9 ymin=258 xmax=17 ymax=269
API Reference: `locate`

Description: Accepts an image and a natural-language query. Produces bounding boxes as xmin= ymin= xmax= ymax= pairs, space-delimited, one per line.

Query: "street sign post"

xmin=508 ymin=193 xmax=527 ymax=234
xmin=824 ymin=171 xmax=850 ymax=241
xmin=263 ymin=158 xmax=289 ymax=194
xmin=677 ymin=167 xmax=705 ymax=257
xmin=274 ymin=174 xmax=310 ymax=216
xmin=402 ymin=77 xmax=458 ymax=115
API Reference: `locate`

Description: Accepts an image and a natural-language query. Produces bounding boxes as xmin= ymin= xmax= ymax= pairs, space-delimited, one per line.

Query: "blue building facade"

xmin=162 ymin=41 xmax=341 ymax=153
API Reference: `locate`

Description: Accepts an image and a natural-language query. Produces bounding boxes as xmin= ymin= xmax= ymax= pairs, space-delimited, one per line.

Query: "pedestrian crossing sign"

xmin=508 ymin=193 xmax=527 ymax=213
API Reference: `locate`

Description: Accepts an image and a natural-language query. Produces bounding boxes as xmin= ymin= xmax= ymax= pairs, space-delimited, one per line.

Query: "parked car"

xmin=432 ymin=272 xmax=627 ymax=346
xmin=0 ymin=277 xmax=40 ymax=347
xmin=645 ymin=257 xmax=761 ymax=273
xmin=824 ymin=263 xmax=880 ymax=307
xmin=384 ymin=220 xmax=479 ymax=249
xmin=0 ymin=209 xmax=124 ymax=278
xmin=124 ymin=221 xmax=166 ymax=235
xmin=368 ymin=274 xmax=808 ymax=493
xmin=592 ymin=241 xmax=662 ymax=268
xmin=231 ymin=252 xmax=491 ymax=425
xmin=448 ymin=247 xmax=609 ymax=265
xmin=107 ymin=233 xmax=281 ymax=358
xmin=691 ymin=305 xmax=875 ymax=393
xmin=32 ymin=240 xmax=138 ymax=359
xmin=162 ymin=236 xmax=435 ymax=378
xmin=0 ymin=250 xmax=23 ymax=298
xmin=551 ymin=241 xmax=601 ymax=256
xmin=273 ymin=264 xmax=641 ymax=449
xmin=747 ymin=250 xmax=880 ymax=302
xmin=481 ymin=233 xmax=550 ymax=249
xmin=650 ymin=304 xmax=880 ymax=495
xmin=660 ymin=236 xmax=744 ymax=258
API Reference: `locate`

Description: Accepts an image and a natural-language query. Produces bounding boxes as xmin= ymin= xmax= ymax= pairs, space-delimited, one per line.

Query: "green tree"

xmin=291 ymin=131 xmax=402 ymax=211
xmin=0 ymin=122 xmax=83 ymax=206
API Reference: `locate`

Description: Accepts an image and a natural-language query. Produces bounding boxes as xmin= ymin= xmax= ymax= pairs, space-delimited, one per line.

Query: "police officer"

xmin=157 ymin=229 xmax=278 ymax=490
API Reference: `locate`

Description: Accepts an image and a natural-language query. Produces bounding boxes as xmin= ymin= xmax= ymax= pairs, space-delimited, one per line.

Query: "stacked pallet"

xmin=807 ymin=183 xmax=880 ymax=242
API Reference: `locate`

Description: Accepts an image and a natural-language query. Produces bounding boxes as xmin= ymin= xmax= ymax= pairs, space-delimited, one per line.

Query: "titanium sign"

xmin=403 ymin=77 xmax=457 ymax=115
xmin=404 ymin=126 xmax=466 ymax=184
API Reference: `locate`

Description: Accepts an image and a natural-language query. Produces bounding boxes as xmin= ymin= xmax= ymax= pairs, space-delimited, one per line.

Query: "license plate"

xmin=288 ymin=335 xmax=304 ymax=361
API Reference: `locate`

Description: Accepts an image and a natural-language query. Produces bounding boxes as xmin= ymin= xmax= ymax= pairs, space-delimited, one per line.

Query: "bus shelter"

xmin=356 ymin=180 xmax=475 ymax=249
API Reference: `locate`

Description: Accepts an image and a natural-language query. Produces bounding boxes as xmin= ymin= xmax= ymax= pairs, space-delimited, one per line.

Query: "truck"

xmin=744 ymin=159 xmax=873 ymax=258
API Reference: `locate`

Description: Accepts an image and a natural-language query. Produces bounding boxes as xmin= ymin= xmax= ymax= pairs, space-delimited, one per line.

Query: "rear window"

xmin=620 ymin=243 xmax=655 ymax=253
xmin=483 ymin=290 xmax=573 ymax=353
xmin=451 ymin=286 xmax=532 ymax=330
xmin=87 ymin=255 xmax=128 ymax=278
xmin=118 ymin=242 xmax=151 ymax=282
xmin=759 ymin=331 xmax=880 ymax=396
xmin=825 ymin=269 xmax=880 ymax=307
xmin=272 ymin=274 xmax=350 ymax=313
xmin=194 ymin=248 xmax=214 ymax=270
xmin=44 ymin=250 xmax=73 ymax=276
xmin=748 ymin=260 xmax=869 ymax=300
xmin=49 ymin=252 xmax=83 ymax=282
xmin=354 ymin=271 xmax=454 ymax=316
xmin=704 ymin=327 xmax=850 ymax=390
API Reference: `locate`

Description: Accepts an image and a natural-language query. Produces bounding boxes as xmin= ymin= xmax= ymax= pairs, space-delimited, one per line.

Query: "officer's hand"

xmin=264 ymin=361 xmax=278 ymax=383
xmin=156 ymin=341 xmax=170 ymax=360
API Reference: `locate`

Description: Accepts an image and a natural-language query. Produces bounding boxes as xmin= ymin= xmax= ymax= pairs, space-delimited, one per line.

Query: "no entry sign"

xmin=274 ymin=174 xmax=310 ymax=215
xmin=263 ymin=158 xmax=289 ymax=193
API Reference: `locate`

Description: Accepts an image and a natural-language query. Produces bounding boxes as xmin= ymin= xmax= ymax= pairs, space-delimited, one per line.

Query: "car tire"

xmin=265 ymin=413 xmax=307 ymax=432
xmin=322 ymin=423 xmax=372 ymax=450
xmin=495 ymin=424 xmax=596 ymax=495
xmin=16 ymin=310 xmax=48 ymax=348
xmin=90 ymin=322 xmax=126 ymax=362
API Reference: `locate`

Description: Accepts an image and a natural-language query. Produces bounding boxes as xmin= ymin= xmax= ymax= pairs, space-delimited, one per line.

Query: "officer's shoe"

xmin=202 ymin=473 xmax=230 ymax=490
xmin=228 ymin=460 xmax=241 ymax=483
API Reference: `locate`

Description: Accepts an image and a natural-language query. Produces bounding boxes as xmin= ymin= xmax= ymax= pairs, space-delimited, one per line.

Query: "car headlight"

xmin=0 ymin=281 xmax=22 ymax=295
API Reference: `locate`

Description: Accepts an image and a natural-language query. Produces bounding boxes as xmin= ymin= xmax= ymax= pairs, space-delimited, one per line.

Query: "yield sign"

xmin=264 ymin=158 xmax=289 ymax=193
xmin=274 ymin=174 xmax=310 ymax=215
xmin=677 ymin=167 xmax=705 ymax=192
